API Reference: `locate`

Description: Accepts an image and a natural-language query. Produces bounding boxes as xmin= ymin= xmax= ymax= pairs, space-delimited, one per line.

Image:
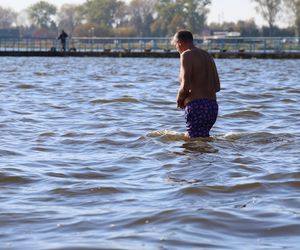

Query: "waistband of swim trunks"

xmin=187 ymin=99 xmax=217 ymax=106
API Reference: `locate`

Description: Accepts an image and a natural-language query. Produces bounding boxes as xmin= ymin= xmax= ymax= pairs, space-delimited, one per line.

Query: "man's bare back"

xmin=177 ymin=47 xmax=220 ymax=108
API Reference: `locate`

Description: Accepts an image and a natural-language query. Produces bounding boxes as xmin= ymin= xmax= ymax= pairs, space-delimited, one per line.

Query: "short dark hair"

xmin=174 ymin=30 xmax=193 ymax=43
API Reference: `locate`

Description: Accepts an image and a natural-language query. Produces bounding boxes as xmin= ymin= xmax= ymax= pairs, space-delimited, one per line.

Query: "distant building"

xmin=213 ymin=31 xmax=241 ymax=39
xmin=203 ymin=31 xmax=241 ymax=45
xmin=0 ymin=29 xmax=20 ymax=39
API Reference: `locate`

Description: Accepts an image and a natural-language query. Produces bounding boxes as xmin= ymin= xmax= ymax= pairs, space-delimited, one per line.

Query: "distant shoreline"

xmin=1 ymin=51 xmax=300 ymax=59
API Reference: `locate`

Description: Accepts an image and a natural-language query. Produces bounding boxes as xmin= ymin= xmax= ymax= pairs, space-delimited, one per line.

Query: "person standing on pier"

xmin=172 ymin=30 xmax=221 ymax=138
xmin=58 ymin=30 xmax=68 ymax=52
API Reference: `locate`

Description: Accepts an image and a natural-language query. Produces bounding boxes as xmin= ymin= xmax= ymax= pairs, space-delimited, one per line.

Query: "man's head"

xmin=172 ymin=30 xmax=194 ymax=53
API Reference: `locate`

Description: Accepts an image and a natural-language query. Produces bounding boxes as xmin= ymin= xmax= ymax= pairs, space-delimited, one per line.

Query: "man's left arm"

xmin=212 ymin=59 xmax=221 ymax=92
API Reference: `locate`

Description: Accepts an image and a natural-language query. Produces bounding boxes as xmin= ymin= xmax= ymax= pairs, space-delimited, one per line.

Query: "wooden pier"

xmin=1 ymin=37 xmax=300 ymax=59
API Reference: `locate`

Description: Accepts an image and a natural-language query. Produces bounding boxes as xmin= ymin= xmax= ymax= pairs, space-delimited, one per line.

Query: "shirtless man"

xmin=172 ymin=30 xmax=221 ymax=138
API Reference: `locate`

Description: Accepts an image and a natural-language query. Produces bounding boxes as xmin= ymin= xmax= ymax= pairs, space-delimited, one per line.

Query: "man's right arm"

xmin=177 ymin=52 xmax=192 ymax=108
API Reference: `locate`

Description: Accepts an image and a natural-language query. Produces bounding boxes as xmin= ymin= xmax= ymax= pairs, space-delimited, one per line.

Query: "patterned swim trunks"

xmin=185 ymin=99 xmax=218 ymax=138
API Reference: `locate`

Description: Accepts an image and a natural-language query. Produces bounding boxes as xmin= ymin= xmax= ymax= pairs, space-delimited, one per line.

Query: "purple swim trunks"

xmin=184 ymin=99 xmax=218 ymax=138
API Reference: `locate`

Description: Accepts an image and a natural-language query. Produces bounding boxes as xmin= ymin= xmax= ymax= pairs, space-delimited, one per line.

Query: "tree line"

xmin=0 ymin=0 xmax=299 ymax=38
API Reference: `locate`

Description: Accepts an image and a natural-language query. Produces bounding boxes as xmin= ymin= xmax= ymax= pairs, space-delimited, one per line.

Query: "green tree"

xmin=284 ymin=0 xmax=300 ymax=36
xmin=83 ymin=0 xmax=124 ymax=28
xmin=236 ymin=19 xmax=260 ymax=36
xmin=151 ymin=0 xmax=185 ymax=36
xmin=180 ymin=0 xmax=211 ymax=34
xmin=152 ymin=0 xmax=211 ymax=36
xmin=261 ymin=25 xmax=295 ymax=36
xmin=27 ymin=1 xmax=57 ymax=28
xmin=252 ymin=0 xmax=282 ymax=36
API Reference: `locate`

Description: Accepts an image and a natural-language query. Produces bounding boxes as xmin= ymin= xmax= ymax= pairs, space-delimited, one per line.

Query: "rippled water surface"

xmin=1 ymin=57 xmax=300 ymax=249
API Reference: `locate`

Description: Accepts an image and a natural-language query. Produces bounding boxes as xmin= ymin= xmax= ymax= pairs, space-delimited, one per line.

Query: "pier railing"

xmin=0 ymin=37 xmax=300 ymax=54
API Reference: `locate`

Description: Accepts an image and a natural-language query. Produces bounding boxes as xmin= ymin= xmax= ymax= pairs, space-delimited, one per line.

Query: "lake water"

xmin=1 ymin=57 xmax=300 ymax=249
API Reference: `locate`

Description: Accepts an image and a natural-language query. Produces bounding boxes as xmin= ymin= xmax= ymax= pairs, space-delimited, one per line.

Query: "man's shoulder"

xmin=181 ymin=49 xmax=195 ymax=60
xmin=184 ymin=47 xmax=208 ymax=55
xmin=195 ymin=47 xmax=210 ymax=56
xmin=182 ymin=48 xmax=209 ymax=62
xmin=195 ymin=48 xmax=214 ymax=62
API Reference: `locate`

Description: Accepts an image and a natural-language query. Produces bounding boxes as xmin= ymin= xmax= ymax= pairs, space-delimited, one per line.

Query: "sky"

xmin=0 ymin=0 xmax=287 ymax=27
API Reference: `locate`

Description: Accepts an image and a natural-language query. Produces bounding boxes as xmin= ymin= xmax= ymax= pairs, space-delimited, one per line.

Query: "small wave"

xmin=147 ymin=130 xmax=188 ymax=141
xmin=31 ymin=146 xmax=56 ymax=152
xmin=50 ymin=186 xmax=125 ymax=197
xmin=113 ymin=83 xmax=134 ymax=88
xmin=20 ymin=118 xmax=41 ymax=123
xmin=89 ymin=75 xmax=104 ymax=80
xmin=60 ymin=139 xmax=90 ymax=145
xmin=182 ymin=140 xmax=218 ymax=153
xmin=49 ymin=104 xmax=68 ymax=110
xmin=0 ymin=149 xmax=23 ymax=156
xmin=0 ymin=173 xmax=33 ymax=185
xmin=94 ymin=138 xmax=126 ymax=146
xmin=147 ymin=130 xmax=217 ymax=144
xmin=177 ymin=182 xmax=264 ymax=195
xmin=270 ymin=87 xmax=286 ymax=91
xmin=261 ymin=93 xmax=275 ymax=98
xmin=147 ymin=99 xmax=174 ymax=105
xmin=45 ymin=172 xmax=68 ymax=178
xmin=167 ymin=176 xmax=202 ymax=185
xmin=10 ymin=110 xmax=32 ymax=115
xmin=261 ymin=172 xmax=300 ymax=182
xmin=70 ymin=171 xmax=113 ymax=180
xmin=221 ymin=132 xmax=274 ymax=141
xmin=16 ymin=84 xmax=34 ymax=89
xmin=0 ymin=69 xmax=17 ymax=73
xmin=219 ymin=132 xmax=293 ymax=146
xmin=91 ymin=97 xmax=139 ymax=104
xmin=285 ymin=181 xmax=300 ymax=188
xmin=62 ymin=132 xmax=93 ymax=138
xmin=287 ymin=89 xmax=300 ymax=94
xmin=39 ymin=132 xmax=56 ymax=137
xmin=34 ymin=72 xmax=48 ymax=76
xmin=224 ymin=110 xmax=263 ymax=118
xmin=281 ymin=98 xmax=296 ymax=103
xmin=240 ymin=93 xmax=261 ymax=99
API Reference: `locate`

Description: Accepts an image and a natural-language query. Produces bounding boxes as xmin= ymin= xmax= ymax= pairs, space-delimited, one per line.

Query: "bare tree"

xmin=0 ymin=6 xmax=17 ymax=28
xmin=283 ymin=0 xmax=300 ymax=36
xmin=128 ymin=0 xmax=156 ymax=36
xmin=83 ymin=0 xmax=124 ymax=28
xmin=252 ymin=0 xmax=282 ymax=35
xmin=57 ymin=4 xmax=83 ymax=35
